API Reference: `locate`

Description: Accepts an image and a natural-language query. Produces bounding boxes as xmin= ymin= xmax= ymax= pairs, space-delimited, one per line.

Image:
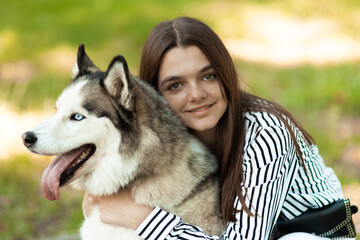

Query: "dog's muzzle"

xmin=22 ymin=131 xmax=38 ymax=148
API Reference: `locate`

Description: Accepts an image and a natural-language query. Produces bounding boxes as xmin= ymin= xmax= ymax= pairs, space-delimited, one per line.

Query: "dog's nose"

xmin=21 ymin=132 xmax=37 ymax=147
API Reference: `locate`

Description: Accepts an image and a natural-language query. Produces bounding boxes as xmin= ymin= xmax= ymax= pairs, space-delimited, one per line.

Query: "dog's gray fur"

xmin=22 ymin=44 xmax=224 ymax=239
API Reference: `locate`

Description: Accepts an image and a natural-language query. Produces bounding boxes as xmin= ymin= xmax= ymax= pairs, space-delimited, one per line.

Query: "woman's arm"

xmin=82 ymin=189 xmax=154 ymax=230
xmin=82 ymin=191 xmax=221 ymax=240
xmin=82 ymin=124 xmax=299 ymax=239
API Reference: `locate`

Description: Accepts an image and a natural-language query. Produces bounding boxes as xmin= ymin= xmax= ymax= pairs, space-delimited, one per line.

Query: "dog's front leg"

xmin=81 ymin=206 xmax=142 ymax=240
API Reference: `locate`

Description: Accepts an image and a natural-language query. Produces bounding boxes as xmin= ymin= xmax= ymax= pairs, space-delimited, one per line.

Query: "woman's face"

xmin=157 ymin=45 xmax=228 ymax=134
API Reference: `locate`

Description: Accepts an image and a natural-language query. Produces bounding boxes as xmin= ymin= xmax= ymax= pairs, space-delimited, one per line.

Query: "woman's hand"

xmin=82 ymin=188 xmax=154 ymax=230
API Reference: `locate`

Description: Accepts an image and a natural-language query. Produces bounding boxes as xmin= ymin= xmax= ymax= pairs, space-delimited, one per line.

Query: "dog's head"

xmin=21 ymin=44 xmax=142 ymax=200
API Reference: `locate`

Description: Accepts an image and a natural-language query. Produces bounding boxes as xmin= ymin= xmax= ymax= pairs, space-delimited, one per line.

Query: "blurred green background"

xmin=0 ymin=0 xmax=359 ymax=239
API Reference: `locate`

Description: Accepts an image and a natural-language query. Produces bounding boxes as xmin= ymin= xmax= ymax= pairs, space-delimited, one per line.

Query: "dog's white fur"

xmin=31 ymin=80 xmax=141 ymax=196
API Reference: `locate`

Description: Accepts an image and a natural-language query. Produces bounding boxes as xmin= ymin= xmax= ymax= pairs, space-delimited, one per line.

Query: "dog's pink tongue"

xmin=41 ymin=147 xmax=85 ymax=201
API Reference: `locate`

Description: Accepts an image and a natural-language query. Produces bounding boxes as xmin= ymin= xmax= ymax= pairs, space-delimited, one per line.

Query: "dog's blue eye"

xmin=71 ymin=113 xmax=85 ymax=121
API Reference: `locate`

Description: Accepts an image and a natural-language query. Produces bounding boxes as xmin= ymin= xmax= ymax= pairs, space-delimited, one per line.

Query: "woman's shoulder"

xmin=243 ymin=111 xmax=297 ymax=149
xmin=242 ymin=111 xmax=297 ymax=169
xmin=244 ymin=111 xmax=311 ymax=156
xmin=244 ymin=111 xmax=289 ymax=130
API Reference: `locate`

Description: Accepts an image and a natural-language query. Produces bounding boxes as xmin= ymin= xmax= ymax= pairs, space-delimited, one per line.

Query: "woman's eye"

xmin=169 ymin=82 xmax=182 ymax=90
xmin=203 ymin=73 xmax=216 ymax=81
xmin=70 ymin=113 xmax=85 ymax=121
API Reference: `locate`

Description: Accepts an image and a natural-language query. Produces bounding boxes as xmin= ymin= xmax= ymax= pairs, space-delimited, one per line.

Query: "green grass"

xmin=1 ymin=0 xmax=360 ymax=238
xmin=0 ymin=0 xmax=220 ymax=111
xmin=0 ymin=156 xmax=83 ymax=240
xmin=240 ymin=63 xmax=360 ymax=116
xmin=239 ymin=61 xmax=360 ymax=170
xmin=1 ymin=0 xmax=360 ymax=112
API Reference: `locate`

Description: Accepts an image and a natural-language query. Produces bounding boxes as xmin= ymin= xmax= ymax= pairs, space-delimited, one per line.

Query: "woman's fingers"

xmin=82 ymin=192 xmax=99 ymax=218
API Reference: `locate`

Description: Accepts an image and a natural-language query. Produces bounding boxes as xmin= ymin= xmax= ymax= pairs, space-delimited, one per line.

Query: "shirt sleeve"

xmin=136 ymin=125 xmax=299 ymax=240
xmin=136 ymin=207 xmax=221 ymax=240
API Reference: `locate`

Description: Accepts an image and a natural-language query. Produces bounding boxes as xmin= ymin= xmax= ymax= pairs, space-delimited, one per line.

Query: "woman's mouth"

xmin=187 ymin=104 xmax=214 ymax=114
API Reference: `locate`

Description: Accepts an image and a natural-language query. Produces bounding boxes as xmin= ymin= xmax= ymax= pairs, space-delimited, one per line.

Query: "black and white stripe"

xmin=136 ymin=111 xmax=343 ymax=240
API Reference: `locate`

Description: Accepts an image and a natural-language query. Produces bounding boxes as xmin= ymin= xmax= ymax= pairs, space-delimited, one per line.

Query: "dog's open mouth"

xmin=40 ymin=144 xmax=96 ymax=201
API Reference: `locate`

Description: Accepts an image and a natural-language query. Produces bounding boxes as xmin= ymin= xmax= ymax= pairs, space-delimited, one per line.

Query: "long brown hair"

xmin=138 ymin=17 xmax=314 ymax=222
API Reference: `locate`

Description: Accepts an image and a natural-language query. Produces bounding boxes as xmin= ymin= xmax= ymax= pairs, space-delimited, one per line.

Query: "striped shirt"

xmin=135 ymin=111 xmax=343 ymax=240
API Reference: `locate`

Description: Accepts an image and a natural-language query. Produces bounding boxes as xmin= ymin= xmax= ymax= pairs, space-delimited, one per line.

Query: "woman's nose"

xmin=188 ymin=82 xmax=207 ymax=101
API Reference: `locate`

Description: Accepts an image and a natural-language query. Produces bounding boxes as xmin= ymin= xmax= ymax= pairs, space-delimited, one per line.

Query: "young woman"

xmin=82 ymin=17 xmax=353 ymax=239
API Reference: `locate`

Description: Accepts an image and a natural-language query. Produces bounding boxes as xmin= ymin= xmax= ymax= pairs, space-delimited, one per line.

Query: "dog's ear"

xmin=72 ymin=44 xmax=100 ymax=79
xmin=103 ymin=56 xmax=134 ymax=111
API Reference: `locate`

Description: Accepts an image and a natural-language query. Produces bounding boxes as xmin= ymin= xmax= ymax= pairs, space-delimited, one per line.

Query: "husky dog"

xmin=22 ymin=44 xmax=224 ymax=239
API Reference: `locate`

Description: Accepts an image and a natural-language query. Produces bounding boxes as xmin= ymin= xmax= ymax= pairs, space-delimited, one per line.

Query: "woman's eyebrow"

xmin=199 ymin=65 xmax=213 ymax=74
xmin=159 ymin=75 xmax=181 ymax=88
